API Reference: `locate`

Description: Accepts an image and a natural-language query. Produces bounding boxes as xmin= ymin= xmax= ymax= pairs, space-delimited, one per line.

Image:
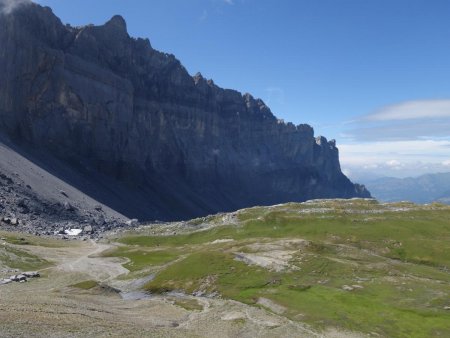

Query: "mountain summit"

xmin=0 ymin=2 xmax=370 ymax=220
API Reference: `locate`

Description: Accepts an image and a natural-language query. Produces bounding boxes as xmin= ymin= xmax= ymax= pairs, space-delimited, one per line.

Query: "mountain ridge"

xmin=0 ymin=2 xmax=370 ymax=220
xmin=364 ymin=172 xmax=450 ymax=204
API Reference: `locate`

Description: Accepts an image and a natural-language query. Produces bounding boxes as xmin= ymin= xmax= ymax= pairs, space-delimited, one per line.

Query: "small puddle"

xmin=119 ymin=273 xmax=155 ymax=300
xmin=127 ymin=273 xmax=155 ymax=289
xmin=166 ymin=291 xmax=187 ymax=298
xmin=120 ymin=291 xmax=151 ymax=300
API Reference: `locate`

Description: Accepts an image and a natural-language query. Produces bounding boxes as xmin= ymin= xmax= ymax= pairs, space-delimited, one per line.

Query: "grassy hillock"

xmin=107 ymin=199 xmax=450 ymax=337
xmin=0 ymin=231 xmax=53 ymax=271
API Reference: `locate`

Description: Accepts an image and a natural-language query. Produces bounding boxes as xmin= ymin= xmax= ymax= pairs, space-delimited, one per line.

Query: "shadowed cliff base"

xmin=0 ymin=2 xmax=370 ymax=222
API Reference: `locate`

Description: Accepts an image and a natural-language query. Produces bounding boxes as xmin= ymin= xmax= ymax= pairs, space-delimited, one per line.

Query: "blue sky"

xmin=32 ymin=0 xmax=450 ymax=180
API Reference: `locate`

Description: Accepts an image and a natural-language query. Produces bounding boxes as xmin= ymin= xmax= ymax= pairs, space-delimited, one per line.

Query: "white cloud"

xmin=337 ymin=99 xmax=450 ymax=179
xmin=342 ymin=100 xmax=450 ymax=142
xmin=365 ymin=99 xmax=450 ymax=121
xmin=385 ymin=159 xmax=402 ymax=168
xmin=223 ymin=0 xmax=234 ymax=4
xmin=342 ymin=168 xmax=352 ymax=177
xmin=338 ymin=139 xmax=450 ymax=179
xmin=339 ymin=139 xmax=450 ymax=166
xmin=0 ymin=0 xmax=31 ymax=14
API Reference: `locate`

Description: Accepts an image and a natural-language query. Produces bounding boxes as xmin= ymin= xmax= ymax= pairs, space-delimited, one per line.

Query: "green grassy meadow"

xmin=107 ymin=199 xmax=450 ymax=337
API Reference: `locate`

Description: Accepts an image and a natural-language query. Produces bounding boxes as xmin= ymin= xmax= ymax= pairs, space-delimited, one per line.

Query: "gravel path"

xmin=0 ymin=236 xmax=363 ymax=337
xmin=55 ymin=241 xmax=129 ymax=282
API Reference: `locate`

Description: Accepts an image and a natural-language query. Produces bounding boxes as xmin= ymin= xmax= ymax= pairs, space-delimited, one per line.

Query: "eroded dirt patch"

xmin=233 ymin=239 xmax=308 ymax=272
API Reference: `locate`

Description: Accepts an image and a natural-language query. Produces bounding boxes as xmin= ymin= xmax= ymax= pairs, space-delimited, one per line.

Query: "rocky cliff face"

xmin=0 ymin=2 xmax=370 ymax=220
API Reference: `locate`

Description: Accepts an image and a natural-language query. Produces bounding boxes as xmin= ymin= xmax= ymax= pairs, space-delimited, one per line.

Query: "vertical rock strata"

xmin=0 ymin=3 xmax=370 ymax=220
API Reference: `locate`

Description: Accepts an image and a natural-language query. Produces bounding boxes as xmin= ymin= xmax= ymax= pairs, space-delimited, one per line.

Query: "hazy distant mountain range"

xmin=364 ymin=172 xmax=450 ymax=204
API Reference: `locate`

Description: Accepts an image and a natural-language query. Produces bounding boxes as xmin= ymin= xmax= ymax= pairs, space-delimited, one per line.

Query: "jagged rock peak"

xmin=103 ymin=15 xmax=129 ymax=38
xmin=316 ymin=136 xmax=337 ymax=148
xmin=315 ymin=136 xmax=328 ymax=145
xmin=297 ymin=124 xmax=314 ymax=135
xmin=194 ymin=72 xmax=204 ymax=79
xmin=105 ymin=14 xmax=127 ymax=30
xmin=193 ymin=72 xmax=207 ymax=84
xmin=0 ymin=0 xmax=32 ymax=15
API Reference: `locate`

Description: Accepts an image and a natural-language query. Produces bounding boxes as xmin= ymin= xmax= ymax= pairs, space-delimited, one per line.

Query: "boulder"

xmin=342 ymin=285 xmax=354 ymax=291
xmin=23 ymin=271 xmax=40 ymax=278
xmin=63 ymin=202 xmax=76 ymax=212
xmin=10 ymin=274 xmax=27 ymax=282
xmin=125 ymin=219 xmax=138 ymax=226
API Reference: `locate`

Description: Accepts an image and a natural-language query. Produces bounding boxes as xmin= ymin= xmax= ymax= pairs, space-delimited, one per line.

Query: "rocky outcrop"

xmin=0 ymin=271 xmax=40 ymax=285
xmin=0 ymin=2 xmax=370 ymax=220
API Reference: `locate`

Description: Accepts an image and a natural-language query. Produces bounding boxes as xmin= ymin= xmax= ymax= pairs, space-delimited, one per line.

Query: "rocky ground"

xmin=1 ymin=199 xmax=449 ymax=337
xmin=0 ymin=137 xmax=134 ymax=240
xmin=0 ymin=234 xmax=358 ymax=338
xmin=0 ymin=169 xmax=129 ymax=239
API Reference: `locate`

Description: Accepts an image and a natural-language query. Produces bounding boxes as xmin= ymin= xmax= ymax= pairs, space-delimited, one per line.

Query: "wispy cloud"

xmin=265 ymin=87 xmax=285 ymax=106
xmin=0 ymin=0 xmax=31 ymax=15
xmin=364 ymin=99 xmax=450 ymax=121
xmin=339 ymin=139 xmax=450 ymax=165
xmin=223 ymin=0 xmax=234 ymax=4
xmin=341 ymin=99 xmax=450 ymax=142
xmin=199 ymin=9 xmax=208 ymax=22
xmin=339 ymin=101 xmax=450 ymax=179
xmin=344 ymin=119 xmax=450 ymax=141
xmin=339 ymin=139 xmax=450 ymax=179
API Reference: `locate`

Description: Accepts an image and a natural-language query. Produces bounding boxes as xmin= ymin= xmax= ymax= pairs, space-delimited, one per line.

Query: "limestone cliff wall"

xmin=0 ymin=3 xmax=370 ymax=220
